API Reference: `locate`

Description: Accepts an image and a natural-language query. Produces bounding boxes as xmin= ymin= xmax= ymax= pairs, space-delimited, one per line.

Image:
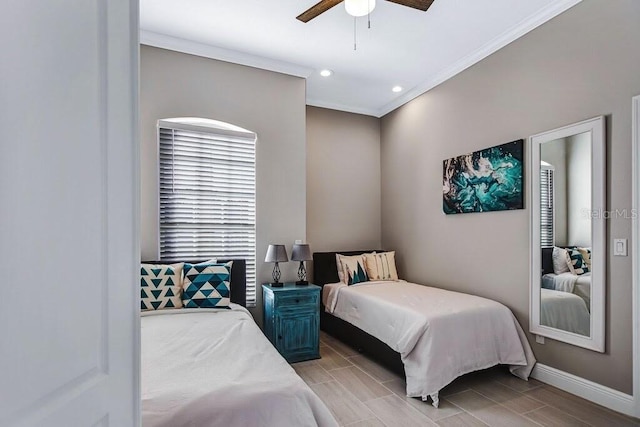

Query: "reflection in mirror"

xmin=539 ymin=133 xmax=591 ymax=336
xmin=529 ymin=116 xmax=605 ymax=352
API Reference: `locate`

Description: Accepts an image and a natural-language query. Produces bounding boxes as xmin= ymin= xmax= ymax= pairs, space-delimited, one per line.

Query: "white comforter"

xmin=543 ymin=272 xmax=591 ymax=310
xmin=540 ymin=289 xmax=590 ymax=336
xmin=142 ymin=305 xmax=337 ymax=427
xmin=323 ymin=281 xmax=536 ymax=405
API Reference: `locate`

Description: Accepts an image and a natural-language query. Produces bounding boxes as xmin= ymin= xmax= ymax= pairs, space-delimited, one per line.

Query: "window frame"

xmin=157 ymin=118 xmax=257 ymax=306
xmin=540 ymin=164 xmax=555 ymax=248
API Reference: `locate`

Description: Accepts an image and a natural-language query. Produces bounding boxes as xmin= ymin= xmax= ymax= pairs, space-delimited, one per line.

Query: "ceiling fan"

xmin=297 ymin=0 xmax=434 ymax=23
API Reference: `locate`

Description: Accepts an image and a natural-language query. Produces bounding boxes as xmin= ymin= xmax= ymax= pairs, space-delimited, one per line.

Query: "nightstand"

xmin=262 ymin=283 xmax=321 ymax=363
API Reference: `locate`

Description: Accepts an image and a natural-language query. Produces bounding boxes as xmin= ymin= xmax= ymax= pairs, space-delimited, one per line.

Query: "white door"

xmin=633 ymin=95 xmax=640 ymax=418
xmin=0 ymin=1 xmax=139 ymax=426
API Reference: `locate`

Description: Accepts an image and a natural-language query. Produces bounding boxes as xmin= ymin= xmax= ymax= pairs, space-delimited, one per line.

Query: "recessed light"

xmin=392 ymin=86 xmax=403 ymax=93
xmin=320 ymin=69 xmax=333 ymax=77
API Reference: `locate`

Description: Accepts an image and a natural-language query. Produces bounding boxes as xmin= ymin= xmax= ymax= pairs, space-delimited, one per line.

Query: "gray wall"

xmin=541 ymin=139 xmax=568 ymax=246
xmin=140 ymin=46 xmax=306 ymax=325
xmin=306 ymin=106 xmax=381 ymax=256
xmin=380 ymin=0 xmax=640 ymax=393
xmin=567 ymin=132 xmax=592 ymax=247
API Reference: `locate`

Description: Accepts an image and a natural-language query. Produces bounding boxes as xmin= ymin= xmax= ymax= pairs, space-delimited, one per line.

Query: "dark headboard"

xmin=142 ymin=259 xmax=247 ymax=307
xmin=313 ymin=250 xmax=383 ymax=287
xmin=541 ymin=247 xmax=554 ymax=275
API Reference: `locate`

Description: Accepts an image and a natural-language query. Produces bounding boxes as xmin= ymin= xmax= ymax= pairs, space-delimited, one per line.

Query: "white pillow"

xmin=336 ymin=254 xmax=345 ymax=283
xmin=196 ymin=258 xmax=217 ymax=265
xmin=552 ymin=247 xmax=570 ymax=274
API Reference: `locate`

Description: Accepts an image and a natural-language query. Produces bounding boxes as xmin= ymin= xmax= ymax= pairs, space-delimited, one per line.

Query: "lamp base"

xmin=295 ymin=280 xmax=309 ymax=286
xmin=270 ymin=282 xmax=284 ymax=287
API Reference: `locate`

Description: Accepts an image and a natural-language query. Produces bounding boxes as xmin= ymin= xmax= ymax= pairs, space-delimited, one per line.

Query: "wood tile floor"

xmin=291 ymin=331 xmax=640 ymax=427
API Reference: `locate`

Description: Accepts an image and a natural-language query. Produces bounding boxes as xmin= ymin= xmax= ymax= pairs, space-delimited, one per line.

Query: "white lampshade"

xmin=345 ymin=0 xmax=376 ymax=17
xmin=265 ymin=244 xmax=288 ymax=263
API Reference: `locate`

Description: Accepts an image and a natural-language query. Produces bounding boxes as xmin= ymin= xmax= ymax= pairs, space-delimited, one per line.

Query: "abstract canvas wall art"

xmin=443 ymin=140 xmax=524 ymax=214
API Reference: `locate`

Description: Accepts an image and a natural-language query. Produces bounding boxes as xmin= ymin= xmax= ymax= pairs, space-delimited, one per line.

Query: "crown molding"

xmin=377 ymin=0 xmax=582 ymax=117
xmin=141 ymin=0 xmax=582 ymax=118
xmin=140 ymin=30 xmax=315 ymax=79
xmin=306 ymin=98 xmax=379 ymax=117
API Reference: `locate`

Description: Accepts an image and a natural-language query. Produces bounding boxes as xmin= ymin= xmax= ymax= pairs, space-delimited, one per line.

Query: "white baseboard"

xmin=531 ymin=363 xmax=636 ymax=417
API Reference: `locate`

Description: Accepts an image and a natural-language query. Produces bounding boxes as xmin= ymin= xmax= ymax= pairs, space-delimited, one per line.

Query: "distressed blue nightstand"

xmin=262 ymin=283 xmax=321 ymax=363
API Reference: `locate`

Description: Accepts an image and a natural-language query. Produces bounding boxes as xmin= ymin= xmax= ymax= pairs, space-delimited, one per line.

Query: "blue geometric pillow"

xmin=578 ymin=247 xmax=591 ymax=270
xmin=182 ymin=261 xmax=232 ymax=308
xmin=565 ymin=248 xmax=590 ymax=275
xmin=140 ymin=263 xmax=184 ymax=311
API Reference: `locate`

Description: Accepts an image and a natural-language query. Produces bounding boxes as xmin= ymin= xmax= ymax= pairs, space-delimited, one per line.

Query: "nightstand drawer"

xmin=275 ymin=292 xmax=318 ymax=309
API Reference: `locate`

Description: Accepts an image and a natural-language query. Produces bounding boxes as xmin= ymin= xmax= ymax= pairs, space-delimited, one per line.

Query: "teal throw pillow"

xmin=182 ymin=261 xmax=232 ymax=308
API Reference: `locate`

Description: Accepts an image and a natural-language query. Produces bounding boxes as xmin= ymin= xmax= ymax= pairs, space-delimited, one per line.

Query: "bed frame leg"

xmin=429 ymin=392 xmax=439 ymax=408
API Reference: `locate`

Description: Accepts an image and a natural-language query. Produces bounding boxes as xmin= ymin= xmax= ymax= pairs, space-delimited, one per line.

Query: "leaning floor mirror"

xmin=529 ymin=116 xmax=605 ymax=352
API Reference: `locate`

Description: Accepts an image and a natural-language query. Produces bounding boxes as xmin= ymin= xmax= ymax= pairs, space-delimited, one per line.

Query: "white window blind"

xmin=540 ymin=167 xmax=554 ymax=248
xmin=158 ymin=119 xmax=257 ymax=306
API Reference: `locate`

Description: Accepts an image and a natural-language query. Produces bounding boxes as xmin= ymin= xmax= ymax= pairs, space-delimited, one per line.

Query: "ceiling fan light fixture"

xmin=345 ymin=0 xmax=376 ymax=17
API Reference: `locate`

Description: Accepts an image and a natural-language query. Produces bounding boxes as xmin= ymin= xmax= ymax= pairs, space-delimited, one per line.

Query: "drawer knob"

xmin=295 ymin=299 xmax=300 ymax=303
xmin=278 ymin=335 xmax=282 ymax=340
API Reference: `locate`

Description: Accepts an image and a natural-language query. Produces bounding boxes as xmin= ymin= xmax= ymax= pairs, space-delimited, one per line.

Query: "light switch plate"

xmin=536 ymin=335 xmax=545 ymax=344
xmin=614 ymin=239 xmax=628 ymax=256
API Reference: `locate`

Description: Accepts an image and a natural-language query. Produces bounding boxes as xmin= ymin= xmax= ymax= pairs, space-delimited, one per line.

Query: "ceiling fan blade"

xmin=297 ymin=0 xmax=344 ymax=23
xmin=385 ymin=0 xmax=434 ymax=12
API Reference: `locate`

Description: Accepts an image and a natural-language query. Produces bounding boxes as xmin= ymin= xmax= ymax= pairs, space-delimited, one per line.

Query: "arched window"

xmin=158 ymin=118 xmax=257 ymax=306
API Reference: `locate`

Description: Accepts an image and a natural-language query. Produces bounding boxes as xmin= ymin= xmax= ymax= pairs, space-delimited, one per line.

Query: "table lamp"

xmin=265 ymin=244 xmax=288 ymax=287
xmin=291 ymin=243 xmax=312 ymax=285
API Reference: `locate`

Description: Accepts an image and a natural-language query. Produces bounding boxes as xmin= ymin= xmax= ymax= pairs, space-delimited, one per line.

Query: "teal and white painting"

xmin=443 ymin=140 xmax=524 ymax=214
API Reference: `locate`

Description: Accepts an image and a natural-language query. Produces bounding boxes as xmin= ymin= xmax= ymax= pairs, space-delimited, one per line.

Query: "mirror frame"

xmin=529 ymin=116 xmax=606 ymax=352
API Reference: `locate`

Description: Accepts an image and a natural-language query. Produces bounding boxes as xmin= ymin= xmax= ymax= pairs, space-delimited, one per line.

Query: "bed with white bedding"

xmin=542 ymin=272 xmax=591 ymax=310
xmin=141 ymin=305 xmax=337 ymax=427
xmin=321 ymin=279 xmax=536 ymax=407
xmin=540 ymin=289 xmax=590 ymax=336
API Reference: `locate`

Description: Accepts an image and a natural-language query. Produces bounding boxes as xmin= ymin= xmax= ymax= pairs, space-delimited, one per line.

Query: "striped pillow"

xmin=364 ymin=251 xmax=399 ymax=281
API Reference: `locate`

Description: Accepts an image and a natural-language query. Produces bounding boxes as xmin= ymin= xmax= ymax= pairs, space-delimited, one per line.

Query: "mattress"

xmin=323 ymin=281 xmax=536 ymax=405
xmin=141 ymin=305 xmax=337 ymax=427
xmin=540 ymin=288 xmax=590 ymax=336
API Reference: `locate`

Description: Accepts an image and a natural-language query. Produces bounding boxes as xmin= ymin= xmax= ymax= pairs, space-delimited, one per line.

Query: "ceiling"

xmin=140 ymin=0 xmax=581 ymax=117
